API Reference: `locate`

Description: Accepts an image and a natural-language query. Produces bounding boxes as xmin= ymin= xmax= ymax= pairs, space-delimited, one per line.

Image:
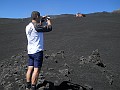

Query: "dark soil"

xmin=0 ymin=13 xmax=120 ymax=90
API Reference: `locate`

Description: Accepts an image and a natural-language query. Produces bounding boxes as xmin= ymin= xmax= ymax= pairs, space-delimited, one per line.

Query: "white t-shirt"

xmin=25 ymin=22 xmax=43 ymax=54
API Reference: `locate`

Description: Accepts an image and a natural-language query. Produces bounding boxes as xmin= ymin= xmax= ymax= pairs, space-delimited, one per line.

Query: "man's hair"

xmin=31 ymin=11 xmax=40 ymax=20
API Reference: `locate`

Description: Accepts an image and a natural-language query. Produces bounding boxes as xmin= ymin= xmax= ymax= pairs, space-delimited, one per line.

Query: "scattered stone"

xmin=4 ymin=83 xmax=13 ymax=90
xmin=13 ymin=71 xmax=18 ymax=75
xmin=95 ymin=61 xmax=106 ymax=68
xmin=19 ymin=84 xmax=25 ymax=90
xmin=106 ymin=75 xmax=113 ymax=85
xmin=51 ymin=53 xmax=56 ymax=58
xmin=11 ymin=55 xmax=16 ymax=59
xmin=45 ymin=72 xmax=51 ymax=76
xmin=21 ymin=55 xmax=24 ymax=58
xmin=54 ymin=80 xmax=59 ymax=86
xmin=4 ymin=74 xmax=9 ymax=79
xmin=92 ymin=49 xmax=100 ymax=55
xmin=79 ymin=86 xmax=84 ymax=90
xmin=8 ymin=63 xmax=11 ymax=66
xmin=54 ymin=59 xmax=58 ymax=63
xmin=40 ymin=71 xmax=44 ymax=76
xmin=48 ymin=68 xmax=54 ymax=71
xmin=23 ymin=65 xmax=28 ymax=70
xmin=45 ymin=82 xmax=50 ymax=89
xmin=44 ymin=54 xmax=50 ymax=59
xmin=79 ymin=56 xmax=88 ymax=64
xmin=38 ymin=86 xmax=45 ymax=90
xmin=84 ymin=84 xmax=93 ymax=90
xmin=64 ymin=63 xmax=70 ymax=68
xmin=57 ymin=50 xmax=65 ymax=58
xmin=8 ymin=74 xmax=12 ymax=77
xmin=14 ymin=61 xmax=19 ymax=64
xmin=57 ymin=50 xmax=64 ymax=54
xmin=59 ymin=69 xmax=70 ymax=76
xmin=15 ymin=78 xmax=19 ymax=81
xmin=1 ymin=81 xmax=6 ymax=86
xmin=24 ymin=50 xmax=27 ymax=52
xmin=0 ymin=64 xmax=4 ymax=67
xmin=18 ymin=83 xmax=22 ymax=87
xmin=109 ymin=79 xmax=113 ymax=85
xmin=89 ymin=49 xmax=106 ymax=68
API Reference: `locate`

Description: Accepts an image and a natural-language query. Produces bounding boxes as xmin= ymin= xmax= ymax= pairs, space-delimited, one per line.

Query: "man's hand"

xmin=47 ymin=19 xmax=51 ymax=26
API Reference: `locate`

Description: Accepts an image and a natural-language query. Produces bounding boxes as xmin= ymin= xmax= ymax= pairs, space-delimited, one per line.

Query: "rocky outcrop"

xmin=0 ymin=49 xmax=119 ymax=90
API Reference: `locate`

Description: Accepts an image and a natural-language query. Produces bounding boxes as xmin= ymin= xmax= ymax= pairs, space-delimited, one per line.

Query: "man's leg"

xmin=31 ymin=68 xmax=40 ymax=84
xmin=26 ymin=66 xmax=34 ymax=89
xmin=26 ymin=54 xmax=34 ymax=89
xmin=26 ymin=66 xmax=34 ymax=82
xmin=31 ymin=51 xmax=43 ymax=90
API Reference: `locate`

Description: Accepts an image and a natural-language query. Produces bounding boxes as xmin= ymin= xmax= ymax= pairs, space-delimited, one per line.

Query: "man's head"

xmin=31 ymin=11 xmax=40 ymax=23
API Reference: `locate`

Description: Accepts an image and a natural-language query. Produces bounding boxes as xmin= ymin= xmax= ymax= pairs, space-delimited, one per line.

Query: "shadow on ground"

xmin=37 ymin=80 xmax=92 ymax=90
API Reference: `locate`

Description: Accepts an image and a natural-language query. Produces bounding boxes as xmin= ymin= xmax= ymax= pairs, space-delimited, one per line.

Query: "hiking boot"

xmin=31 ymin=85 xmax=36 ymax=90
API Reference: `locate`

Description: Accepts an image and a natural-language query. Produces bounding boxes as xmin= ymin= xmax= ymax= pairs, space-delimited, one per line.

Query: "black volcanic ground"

xmin=0 ymin=13 xmax=120 ymax=90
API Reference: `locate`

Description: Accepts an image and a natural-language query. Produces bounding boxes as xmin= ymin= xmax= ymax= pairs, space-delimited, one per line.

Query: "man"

xmin=25 ymin=11 xmax=52 ymax=90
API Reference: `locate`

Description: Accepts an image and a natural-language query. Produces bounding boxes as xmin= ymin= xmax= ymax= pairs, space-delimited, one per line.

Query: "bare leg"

xmin=31 ymin=68 xmax=40 ymax=85
xmin=26 ymin=66 xmax=34 ymax=82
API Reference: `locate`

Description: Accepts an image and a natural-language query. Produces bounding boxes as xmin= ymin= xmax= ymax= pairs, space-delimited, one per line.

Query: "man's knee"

xmin=27 ymin=66 xmax=34 ymax=73
xmin=33 ymin=68 xmax=40 ymax=74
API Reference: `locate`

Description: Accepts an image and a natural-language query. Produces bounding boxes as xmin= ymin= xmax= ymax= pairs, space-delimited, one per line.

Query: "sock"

xmin=26 ymin=82 xmax=31 ymax=89
xmin=31 ymin=84 xmax=36 ymax=90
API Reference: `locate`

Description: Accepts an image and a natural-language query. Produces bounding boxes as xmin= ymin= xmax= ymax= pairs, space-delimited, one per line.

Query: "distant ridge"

xmin=0 ymin=9 xmax=120 ymax=20
xmin=112 ymin=9 xmax=120 ymax=14
xmin=48 ymin=14 xmax=74 ymax=19
xmin=0 ymin=18 xmax=30 ymax=24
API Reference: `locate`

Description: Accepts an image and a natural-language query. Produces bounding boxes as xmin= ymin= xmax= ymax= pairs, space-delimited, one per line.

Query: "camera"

xmin=41 ymin=16 xmax=50 ymax=23
xmin=41 ymin=16 xmax=51 ymax=26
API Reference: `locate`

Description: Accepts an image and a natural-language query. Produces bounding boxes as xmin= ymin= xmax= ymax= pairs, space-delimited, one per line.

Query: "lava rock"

xmin=59 ymin=69 xmax=70 ymax=77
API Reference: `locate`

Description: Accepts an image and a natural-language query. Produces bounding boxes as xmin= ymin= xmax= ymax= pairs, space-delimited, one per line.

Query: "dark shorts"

xmin=28 ymin=51 xmax=43 ymax=68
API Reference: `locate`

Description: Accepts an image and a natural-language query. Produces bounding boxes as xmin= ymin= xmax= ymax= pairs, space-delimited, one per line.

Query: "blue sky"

xmin=0 ymin=0 xmax=120 ymax=18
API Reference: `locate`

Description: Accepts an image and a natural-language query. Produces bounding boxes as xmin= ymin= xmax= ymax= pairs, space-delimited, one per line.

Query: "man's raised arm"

xmin=33 ymin=19 xmax=52 ymax=32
